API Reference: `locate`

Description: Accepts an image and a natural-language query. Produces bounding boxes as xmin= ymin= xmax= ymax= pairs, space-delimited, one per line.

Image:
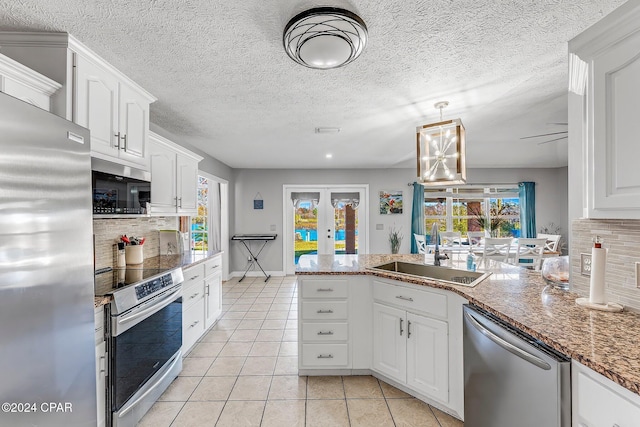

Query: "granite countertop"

xmin=296 ymin=253 xmax=640 ymax=397
xmin=93 ymin=250 xmax=223 ymax=308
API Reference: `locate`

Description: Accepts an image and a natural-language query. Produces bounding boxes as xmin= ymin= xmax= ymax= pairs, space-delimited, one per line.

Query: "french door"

xmin=284 ymin=185 xmax=368 ymax=274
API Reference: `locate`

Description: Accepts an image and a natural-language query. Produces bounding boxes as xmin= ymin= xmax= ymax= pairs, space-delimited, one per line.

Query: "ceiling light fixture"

xmin=416 ymin=101 xmax=467 ymax=186
xmin=326 ymin=153 xmax=333 ymax=159
xmin=283 ymin=7 xmax=368 ymax=70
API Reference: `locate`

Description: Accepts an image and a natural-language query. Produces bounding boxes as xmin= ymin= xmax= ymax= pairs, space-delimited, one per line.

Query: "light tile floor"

xmin=138 ymin=275 xmax=464 ymax=427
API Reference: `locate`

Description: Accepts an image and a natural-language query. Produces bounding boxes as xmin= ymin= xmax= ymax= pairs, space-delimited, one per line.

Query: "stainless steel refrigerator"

xmin=0 ymin=93 xmax=97 ymax=426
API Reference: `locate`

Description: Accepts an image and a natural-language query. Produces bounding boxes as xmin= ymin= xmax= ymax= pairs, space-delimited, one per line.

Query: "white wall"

xmin=230 ymin=167 xmax=569 ymax=275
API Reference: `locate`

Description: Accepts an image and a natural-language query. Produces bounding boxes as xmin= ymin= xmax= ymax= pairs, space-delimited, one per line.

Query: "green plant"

xmin=467 ymin=203 xmax=511 ymax=237
xmin=388 ymin=226 xmax=403 ymax=254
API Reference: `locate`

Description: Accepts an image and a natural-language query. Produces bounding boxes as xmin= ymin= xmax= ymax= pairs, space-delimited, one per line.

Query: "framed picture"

xmin=380 ymin=190 xmax=403 ymax=214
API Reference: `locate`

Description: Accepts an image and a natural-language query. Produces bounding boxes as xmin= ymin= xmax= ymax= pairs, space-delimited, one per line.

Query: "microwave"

xmin=91 ymin=159 xmax=151 ymax=215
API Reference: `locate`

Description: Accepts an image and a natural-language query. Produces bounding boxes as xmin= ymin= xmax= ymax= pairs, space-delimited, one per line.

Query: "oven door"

xmin=109 ymin=286 xmax=182 ymax=426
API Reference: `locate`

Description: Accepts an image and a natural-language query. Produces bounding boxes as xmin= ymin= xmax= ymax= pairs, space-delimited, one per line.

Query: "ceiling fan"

xmin=520 ymin=123 xmax=568 ymax=145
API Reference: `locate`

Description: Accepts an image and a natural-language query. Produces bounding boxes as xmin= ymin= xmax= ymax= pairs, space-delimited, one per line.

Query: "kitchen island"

xmin=296 ymin=253 xmax=640 ymax=399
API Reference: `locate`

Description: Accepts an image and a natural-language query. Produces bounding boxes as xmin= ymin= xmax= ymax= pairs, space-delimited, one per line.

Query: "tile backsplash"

xmin=93 ymin=217 xmax=179 ymax=270
xmin=571 ymin=219 xmax=640 ymax=311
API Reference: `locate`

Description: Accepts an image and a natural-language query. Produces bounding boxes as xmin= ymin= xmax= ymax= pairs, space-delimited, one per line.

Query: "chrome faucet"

xmin=430 ymin=223 xmax=449 ymax=266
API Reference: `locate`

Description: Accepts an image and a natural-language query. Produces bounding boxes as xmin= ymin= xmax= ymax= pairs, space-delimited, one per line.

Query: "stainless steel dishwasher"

xmin=463 ymin=304 xmax=571 ymax=427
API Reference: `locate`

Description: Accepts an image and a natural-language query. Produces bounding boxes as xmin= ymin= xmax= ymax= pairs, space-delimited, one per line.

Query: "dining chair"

xmin=513 ymin=237 xmax=547 ymax=270
xmin=440 ymin=231 xmax=463 ymax=247
xmin=467 ymin=231 xmax=485 ymax=256
xmin=482 ymin=237 xmax=514 ymax=265
xmin=537 ymin=233 xmax=562 ymax=253
xmin=413 ymin=233 xmax=427 ymax=254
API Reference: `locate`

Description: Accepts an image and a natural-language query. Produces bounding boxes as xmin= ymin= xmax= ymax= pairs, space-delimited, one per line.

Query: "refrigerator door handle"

xmin=464 ymin=311 xmax=551 ymax=370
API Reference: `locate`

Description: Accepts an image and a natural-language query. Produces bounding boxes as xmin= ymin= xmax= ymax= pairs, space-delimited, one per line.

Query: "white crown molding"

xmin=149 ymin=130 xmax=204 ymax=162
xmin=0 ymin=52 xmax=61 ymax=95
xmin=0 ymin=31 xmax=157 ymax=102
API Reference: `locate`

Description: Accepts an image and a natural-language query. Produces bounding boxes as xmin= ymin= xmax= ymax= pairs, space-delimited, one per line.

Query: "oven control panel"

xmin=135 ymin=273 xmax=174 ymax=300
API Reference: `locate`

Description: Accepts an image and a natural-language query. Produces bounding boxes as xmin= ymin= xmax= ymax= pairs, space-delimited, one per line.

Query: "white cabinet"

xmin=94 ymin=307 xmax=106 ymax=427
xmin=182 ymin=263 xmax=206 ymax=353
xmin=298 ymin=277 xmax=351 ymax=371
xmin=0 ymin=32 xmax=156 ymax=169
xmin=0 ymin=53 xmax=61 ymax=111
xmin=204 ymin=255 xmax=223 ymax=329
xmin=569 ymin=1 xmax=640 ymax=218
xmin=149 ymin=131 xmax=202 ymax=216
xmin=572 ymin=360 xmax=640 ymax=427
xmin=372 ymin=283 xmax=449 ymax=403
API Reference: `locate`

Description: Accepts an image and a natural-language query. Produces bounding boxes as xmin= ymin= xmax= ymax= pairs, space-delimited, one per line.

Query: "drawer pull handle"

xmin=190 ymin=275 xmax=200 ymax=280
xmin=189 ymin=320 xmax=200 ymax=328
xmin=317 ymin=309 xmax=334 ymax=314
xmin=317 ymin=288 xmax=333 ymax=292
xmin=317 ymin=354 xmax=334 ymax=359
xmin=396 ymin=295 xmax=414 ymax=302
xmin=317 ymin=331 xmax=334 ymax=336
xmin=190 ymin=293 xmax=199 ymax=299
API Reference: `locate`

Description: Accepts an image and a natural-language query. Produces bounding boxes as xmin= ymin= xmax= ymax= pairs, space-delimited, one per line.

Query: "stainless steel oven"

xmin=102 ymin=267 xmax=184 ymax=427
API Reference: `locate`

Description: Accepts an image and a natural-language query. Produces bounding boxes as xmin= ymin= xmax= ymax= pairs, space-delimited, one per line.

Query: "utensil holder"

xmin=125 ymin=245 xmax=144 ymax=265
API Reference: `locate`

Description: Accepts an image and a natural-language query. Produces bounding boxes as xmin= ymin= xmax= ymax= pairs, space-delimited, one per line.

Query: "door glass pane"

xmin=294 ymin=200 xmax=318 ymax=264
xmin=333 ymin=202 xmax=358 ymax=255
xmin=192 ymin=176 xmax=209 ymax=252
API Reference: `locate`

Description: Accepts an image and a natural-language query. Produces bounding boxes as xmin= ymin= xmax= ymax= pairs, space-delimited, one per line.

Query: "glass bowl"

xmin=541 ymin=256 xmax=570 ymax=291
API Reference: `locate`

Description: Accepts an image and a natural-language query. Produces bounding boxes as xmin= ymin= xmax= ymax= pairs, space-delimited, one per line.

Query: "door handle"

xmin=114 ymin=132 xmax=121 ymax=148
xmin=120 ymin=133 xmax=127 ymax=150
xmin=399 ymin=318 xmax=404 ymax=336
xmin=407 ymin=320 xmax=412 ymax=338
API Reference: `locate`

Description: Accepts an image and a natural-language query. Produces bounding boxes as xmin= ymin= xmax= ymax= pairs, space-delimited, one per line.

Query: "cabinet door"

xmin=118 ymin=83 xmax=149 ymax=166
xmin=177 ymin=153 xmax=199 ymax=214
xmin=372 ymin=303 xmax=406 ymax=382
xmin=591 ymin=29 xmax=640 ymax=214
xmin=406 ymin=312 xmax=449 ymax=403
xmin=95 ymin=340 xmax=106 ymax=427
xmin=149 ymin=141 xmax=177 ymax=213
xmin=75 ymin=55 xmax=118 ymax=158
xmin=204 ymin=271 xmax=222 ymax=329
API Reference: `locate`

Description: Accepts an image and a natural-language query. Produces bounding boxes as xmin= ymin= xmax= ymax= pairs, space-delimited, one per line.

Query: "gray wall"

xmin=230 ymin=167 xmax=569 ymax=275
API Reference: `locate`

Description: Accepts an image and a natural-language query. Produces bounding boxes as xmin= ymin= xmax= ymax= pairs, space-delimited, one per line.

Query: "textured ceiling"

xmin=0 ymin=0 xmax=626 ymax=169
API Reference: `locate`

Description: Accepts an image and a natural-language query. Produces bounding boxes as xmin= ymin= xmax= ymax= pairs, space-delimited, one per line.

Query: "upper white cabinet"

xmin=0 ymin=53 xmax=61 ymax=111
xmin=0 ymin=32 xmax=156 ymax=169
xmin=148 ymin=131 xmax=202 ymax=216
xmin=569 ymin=0 xmax=640 ymax=218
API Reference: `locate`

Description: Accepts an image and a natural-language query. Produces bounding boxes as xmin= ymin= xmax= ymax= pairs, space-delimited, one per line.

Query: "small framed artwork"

xmin=380 ymin=190 xmax=403 ymax=214
xmin=253 ymin=192 xmax=264 ymax=210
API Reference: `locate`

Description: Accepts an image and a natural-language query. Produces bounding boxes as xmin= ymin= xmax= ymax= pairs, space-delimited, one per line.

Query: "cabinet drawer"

xmin=301 ymin=301 xmax=348 ymax=320
xmin=301 ymin=322 xmax=348 ymax=341
xmin=204 ymin=256 xmax=222 ymax=277
xmin=576 ymin=370 xmax=640 ymax=426
xmin=301 ymin=279 xmax=348 ymax=299
xmin=373 ymin=280 xmax=447 ymax=319
xmin=183 ymin=279 xmax=205 ymax=310
xmin=301 ymin=343 xmax=349 ymax=367
xmin=183 ymin=263 xmax=205 ymax=288
xmin=183 ymin=299 xmax=205 ymax=352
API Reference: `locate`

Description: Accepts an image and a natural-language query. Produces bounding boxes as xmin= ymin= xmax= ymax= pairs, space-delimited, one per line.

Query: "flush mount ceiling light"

xmin=417 ymin=101 xmax=467 ymax=186
xmin=283 ymin=7 xmax=368 ymax=69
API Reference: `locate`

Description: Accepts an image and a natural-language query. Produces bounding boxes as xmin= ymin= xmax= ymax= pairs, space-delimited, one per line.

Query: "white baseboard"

xmin=228 ymin=270 xmax=287 ymax=279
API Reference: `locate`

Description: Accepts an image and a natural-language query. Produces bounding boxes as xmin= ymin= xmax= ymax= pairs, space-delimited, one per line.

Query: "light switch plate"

xmin=376 ymin=224 xmax=384 ymax=230
xmin=580 ymin=253 xmax=592 ymax=276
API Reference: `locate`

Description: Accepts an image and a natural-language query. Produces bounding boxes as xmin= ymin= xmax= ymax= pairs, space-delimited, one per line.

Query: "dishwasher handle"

xmin=464 ymin=311 xmax=551 ymax=371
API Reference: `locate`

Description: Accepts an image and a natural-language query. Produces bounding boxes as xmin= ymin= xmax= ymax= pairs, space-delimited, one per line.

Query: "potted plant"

xmin=388 ymin=226 xmax=403 ymax=254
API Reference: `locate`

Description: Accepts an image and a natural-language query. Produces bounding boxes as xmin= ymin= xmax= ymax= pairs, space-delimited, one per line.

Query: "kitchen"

xmin=1 ymin=0 xmax=640 ymax=426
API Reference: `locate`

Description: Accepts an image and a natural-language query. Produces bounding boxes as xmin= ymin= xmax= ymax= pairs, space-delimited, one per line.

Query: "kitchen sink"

xmin=369 ymin=261 xmax=491 ymax=287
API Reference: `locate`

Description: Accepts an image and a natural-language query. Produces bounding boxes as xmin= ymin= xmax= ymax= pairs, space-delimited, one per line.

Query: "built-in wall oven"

xmin=97 ymin=267 xmax=184 ymax=427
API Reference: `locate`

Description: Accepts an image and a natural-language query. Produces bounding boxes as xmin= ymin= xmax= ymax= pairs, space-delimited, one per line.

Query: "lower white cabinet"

xmin=182 ymin=255 xmax=223 ymax=353
xmin=372 ymin=301 xmax=449 ymax=403
xmin=572 ymin=360 xmax=640 ymax=427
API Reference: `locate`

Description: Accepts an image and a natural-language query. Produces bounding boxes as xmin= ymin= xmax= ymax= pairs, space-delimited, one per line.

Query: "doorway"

xmin=283 ymin=185 xmax=368 ymax=274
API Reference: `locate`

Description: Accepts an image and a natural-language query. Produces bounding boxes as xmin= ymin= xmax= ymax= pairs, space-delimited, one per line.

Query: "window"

xmin=191 ymin=176 xmax=209 ymax=252
xmin=424 ymin=185 xmax=521 ymax=238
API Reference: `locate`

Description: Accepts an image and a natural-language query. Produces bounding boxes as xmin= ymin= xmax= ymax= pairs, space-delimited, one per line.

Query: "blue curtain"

xmin=411 ymin=182 xmax=425 ymax=253
xmin=519 ymin=182 xmax=536 ymax=238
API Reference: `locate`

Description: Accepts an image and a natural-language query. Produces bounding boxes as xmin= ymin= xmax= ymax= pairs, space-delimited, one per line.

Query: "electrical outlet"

xmin=636 ymin=262 xmax=640 ymax=288
xmin=376 ymin=224 xmax=384 ymax=230
xmin=580 ymin=253 xmax=592 ymax=276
